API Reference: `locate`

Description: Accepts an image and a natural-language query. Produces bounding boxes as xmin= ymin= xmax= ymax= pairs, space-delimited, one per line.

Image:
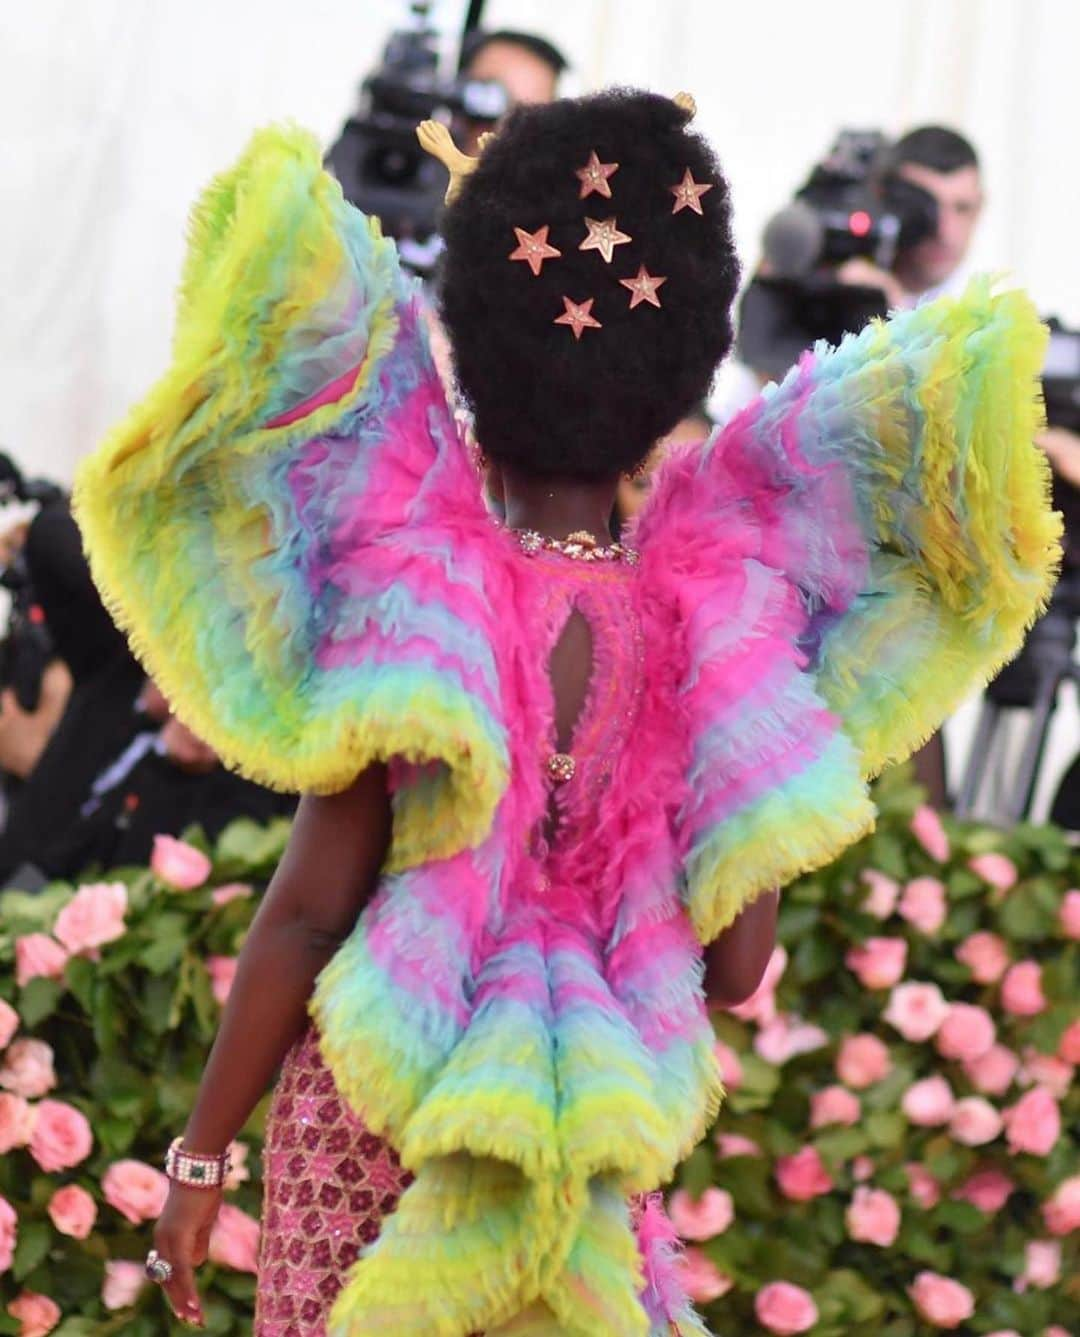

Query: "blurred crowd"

xmin=0 ymin=24 xmax=1076 ymax=892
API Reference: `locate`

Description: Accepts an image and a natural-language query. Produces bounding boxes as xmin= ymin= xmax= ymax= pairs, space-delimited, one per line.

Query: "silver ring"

xmin=145 ymin=1249 xmax=173 ymax=1284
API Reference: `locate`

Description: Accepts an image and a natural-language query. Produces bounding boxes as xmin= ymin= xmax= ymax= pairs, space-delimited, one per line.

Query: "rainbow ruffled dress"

xmin=74 ymin=127 xmax=1060 ymax=1336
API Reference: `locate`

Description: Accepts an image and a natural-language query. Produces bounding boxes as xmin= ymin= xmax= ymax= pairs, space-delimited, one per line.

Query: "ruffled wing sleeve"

xmin=73 ymin=125 xmax=507 ymax=869
xmin=636 ymin=281 xmax=1061 ymax=941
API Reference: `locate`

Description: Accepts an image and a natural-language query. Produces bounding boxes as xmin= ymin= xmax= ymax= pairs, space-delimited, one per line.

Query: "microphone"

xmin=761 ymin=200 xmax=823 ymax=278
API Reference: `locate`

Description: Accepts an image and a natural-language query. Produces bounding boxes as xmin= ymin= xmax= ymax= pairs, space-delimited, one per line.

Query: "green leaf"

xmin=18 ymin=976 xmax=62 ymax=1027
xmin=138 ymin=912 xmax=190 ymax=975
xmin=931 ymin=1199 xmax=987 ymax=1234
xmin=13 ymin=1219 xmax=51 ymax=1281
xmin=996 ymin=887 xmax=1056 ymax=940
xmin=864 ymin=1110 xmax=905 ymax=1150
xmin=64 ymin=955 xmax=96 ymax=1014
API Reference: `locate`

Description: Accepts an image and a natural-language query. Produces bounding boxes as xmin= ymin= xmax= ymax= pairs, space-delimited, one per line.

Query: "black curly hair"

xmin=438 ymin=89 xmax=740 ymax=480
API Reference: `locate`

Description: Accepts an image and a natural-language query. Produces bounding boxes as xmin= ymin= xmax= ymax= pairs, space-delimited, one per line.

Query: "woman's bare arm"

xmin=182 ymin=764 xmax=392 ymax=1155
xmin=702 ymin=889 xmax=779 ymax=1007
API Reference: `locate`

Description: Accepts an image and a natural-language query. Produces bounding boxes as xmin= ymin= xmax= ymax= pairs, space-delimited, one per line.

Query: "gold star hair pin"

xmin=554 ymin=297 xmax=602 ymax=340
xmin=576 ymin=150 xmax=619 ymax=200
xmin=620 ymin=265 xmax=667 ymax=309
xmin=580 ymin=216 xmax=632 ymax=264
xmin=670 ymin=168 xmax=713 ymax=216
xmin=509 ymin=225 xmax=562 ymax=276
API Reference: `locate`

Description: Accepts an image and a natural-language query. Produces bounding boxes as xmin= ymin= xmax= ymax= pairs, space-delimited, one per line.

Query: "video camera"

xmin=327 ymin=0 xmax=506 ymax=275
xmin=0 ymin=453 xmax=64 ymax=713
xmin=736 ymin=130 xmax=938 ymax=377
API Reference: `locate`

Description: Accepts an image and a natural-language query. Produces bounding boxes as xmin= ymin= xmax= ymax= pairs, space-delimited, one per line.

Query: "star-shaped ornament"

xmin=619 ymin=264 xmax=668 ymax=309
xmin=669 ymin=168 xmax=714 ymax=215
xmin=579 ymin=216 xmax=632 ymax=264
xmin=575 ymin=151 xmax=619 ymax=200
xmin=509 ymin=225 xmax=562 ymax=277
xmin=554 ymin=296 xmax=602 ymax=340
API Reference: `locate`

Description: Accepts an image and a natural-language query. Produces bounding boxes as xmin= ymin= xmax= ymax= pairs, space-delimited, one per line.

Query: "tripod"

xmin=955 ymin=574 xmax=1080 ymax=824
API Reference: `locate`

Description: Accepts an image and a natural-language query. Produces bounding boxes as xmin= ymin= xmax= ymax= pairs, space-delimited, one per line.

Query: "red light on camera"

xmin=848 ymin=210 xmax=872 ymax=237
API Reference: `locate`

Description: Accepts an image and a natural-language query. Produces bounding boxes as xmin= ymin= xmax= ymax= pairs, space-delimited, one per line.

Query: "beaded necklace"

xmin=513 ymin=528 xmax=639 ymax=565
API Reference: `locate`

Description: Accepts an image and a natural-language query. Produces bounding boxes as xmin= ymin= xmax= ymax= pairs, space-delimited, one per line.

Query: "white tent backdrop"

xmin=1 ymin=0 xmax=1078 ymax=806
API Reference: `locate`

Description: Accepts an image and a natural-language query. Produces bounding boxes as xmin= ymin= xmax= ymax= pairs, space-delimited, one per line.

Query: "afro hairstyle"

xmin=438 ymin=88 xmax=740 ymax=480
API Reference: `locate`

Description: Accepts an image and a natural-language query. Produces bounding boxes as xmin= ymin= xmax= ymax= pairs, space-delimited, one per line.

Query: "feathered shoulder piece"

xmin=74 ymin=125 xmax=507 ymax=869
xmin=635 ymin=280 xmax=1062 ymax=942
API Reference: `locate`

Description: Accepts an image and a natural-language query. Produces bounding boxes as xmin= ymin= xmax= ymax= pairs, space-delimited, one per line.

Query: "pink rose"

xmin=851 ymin=1155 xmax=875 ymax=1182
xmin=964 ymin=1044 xmax=1020 ymax=1097
xmin=905 ymin=1163 xmax=941 ymax=1209
xmin=955 ymin=931 xmax=1010 ymax=984
xmin=727 ymin=944 xmax=787 ymax=1024
xmin=206 ymin=956 xmax=238 ymax=1007
xmin=208 ymin=1203 xmax=260 ymax=1272
xmin=1015 ymin=1240 xmax=1060 ymax=1292
xmin=884 ymin=981 xmax=949 ymax=1042
xmin=898 ymin=877 xmax=947 ymax=935
xmin=1000 ymin=961 xmax=1048 ymax=1017
xmin=1003 ymin=1087 xmax=1060 ymax=1157
xmin=102 ymin=1260 xmax=147 ymax=1311
xmin=102 ymin=1160 xmax=169 ymax=1225
xmin=677 ymin=1247 xmax=733 ymax=1303
xmin=1046 ymin=1329 xmax=1071 ymax=1337
xmin=948 ymin=1097 xmax=1003 ymax=1146
xmin=755 ymin=1281 xmax=819 ymax=1335
xmin=668 ymin=1187 xmax=734 ymax=1241
xmin=30 ymin=1100 xmax=93 ymax=1172
xmin=908 ymin=1272 xmax=975 ymax=1328
xmin=712 ymin=1040 xmax=743 ymax=1090
xmin=0 ymin=1039 xmax=56 ymax=1099
xmin=53 ymin=883 xmax=127 ymax=955
xmin=835 ymin=1033 xmax=891 ymax=1089
xmin=810 ymin=1085 xmax=861 ymax=1129
xmin=715 ymin=1132 xmax=762 ymax=1159
xmin=935 ymin=1003 xmax=996 ymax=1062
xmin=910 ymin=804 xmax=950 ymax=861
xmin=986 ymin=1331 xmax=1022 ymax=1336
xmin=151 ymin=835 xmax=212 ymax=890
xmin=14 ymin=935 xmax=68 ymax=989
xmin=6 ymin=1292 xmax=60 ymax=1336
xmin=46 ymin=1184 xmax=97 ymax=1239
xmin=1020 ymin=1050 xmax=1073 ymax=1100
xmin=754 ymin=1014 xmax=829 ymax=1065
xmin=902 ymin=1075 xmax=956 ymax=1127
xmin=861 ymin=869 xmax=900 ymax=919
xmin=845 ymin=937 xmax=907 ymax=989
xmin=1059 ymin=1019 xmax=1080 ymax=1064
xmin=211 ymin=882 xmax=253 ymax=907
xmin=775 ymin=1147 xmax=834 ymax=1201
xmin=0 ymin=1195 xmax=16 ymax=1274
xmin=953 ymin=1167 xmax=1014 ymax=1213
xmin=0 ymin=1094 xmax=35 ymax=1154
xmin=845 ymin=1185 xmax=901 ymax=1246
xmin=1042 ymin=1175 xmax=1080 ymax=1235
xmin=0 ymin=1000 xmax=16 ymax=1051
xmin=1060 ymin=889 xmax=1080 ymax=939
xmin=968 ymin=852 xmax=1018 ymax=892
xmin=225 ymin=1140 xmax=250 ymax=1191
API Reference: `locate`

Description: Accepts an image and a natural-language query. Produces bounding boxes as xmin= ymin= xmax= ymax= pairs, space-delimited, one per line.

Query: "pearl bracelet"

xmin=165 ymin=1138 xmax=231 ymax=1189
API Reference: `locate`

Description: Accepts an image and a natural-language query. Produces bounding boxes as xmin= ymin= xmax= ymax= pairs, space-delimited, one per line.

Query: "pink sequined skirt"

xmin=254 ymin=1026 xmax=412 ymax=1336
xmin=255 ymin=1028 xmax=688 ymax=1335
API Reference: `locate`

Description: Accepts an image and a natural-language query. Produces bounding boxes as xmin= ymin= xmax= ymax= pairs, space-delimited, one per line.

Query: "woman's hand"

xmin=152 ymin=1183 xmax=223 ymax=1327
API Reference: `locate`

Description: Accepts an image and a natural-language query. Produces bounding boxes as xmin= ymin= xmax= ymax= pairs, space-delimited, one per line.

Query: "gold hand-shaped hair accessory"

xmin=416 ymin=121 xmax=496 ymax=203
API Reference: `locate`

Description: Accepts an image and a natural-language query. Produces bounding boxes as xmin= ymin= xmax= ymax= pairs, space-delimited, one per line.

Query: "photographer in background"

xmin=457 ymin=28 xmax=567 ymax=149
xmin=834 ymin=125 xmax=983 ymax=311
xmin=719 ymin=125 xmax=987 ymax=805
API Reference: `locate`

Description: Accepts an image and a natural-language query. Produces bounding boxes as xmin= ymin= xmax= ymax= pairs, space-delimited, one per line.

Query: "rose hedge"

xmin=676 ymin=768 xmax=1079 ymax=1336
xmin=0 ymin=819 xmax=290 ymax=1335
xmin=0 ymin=770 xmax=1077 ymax=1335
